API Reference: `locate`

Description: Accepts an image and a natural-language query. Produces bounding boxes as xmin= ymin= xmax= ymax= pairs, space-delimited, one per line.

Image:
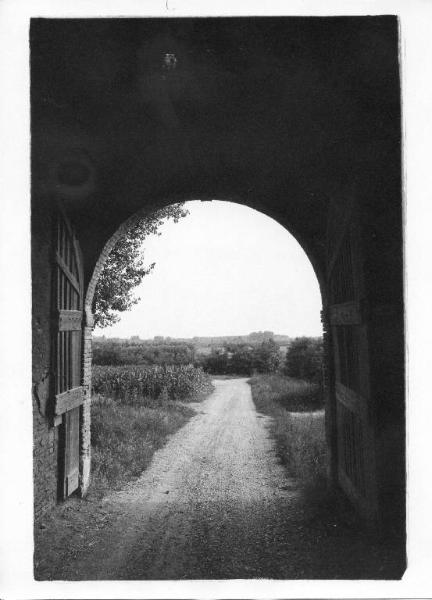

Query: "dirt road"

xmin=37 ymin=378 xmax=404 ymax=580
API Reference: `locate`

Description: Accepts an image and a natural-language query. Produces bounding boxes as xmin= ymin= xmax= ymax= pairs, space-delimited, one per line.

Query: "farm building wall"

xmin=32 ymin=195 xmax=59 ymax=517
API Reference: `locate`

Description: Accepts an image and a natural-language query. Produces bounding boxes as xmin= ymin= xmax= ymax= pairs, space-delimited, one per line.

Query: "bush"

xmin=284 ymin=337 xmax=323 ymax=384
xmin=202 ymin=340 xmax=281 ymax=375
xmin=92 ymin=340 xmax=195 ymax=366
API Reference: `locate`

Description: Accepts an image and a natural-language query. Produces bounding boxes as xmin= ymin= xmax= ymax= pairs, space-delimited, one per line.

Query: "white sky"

xmin=95 ymin=200 xmax=323 ymax=339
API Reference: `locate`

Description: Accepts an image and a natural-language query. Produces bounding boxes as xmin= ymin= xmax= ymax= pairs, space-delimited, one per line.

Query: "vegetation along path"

xmin=36 ymin=378 xmax=403 ymax=580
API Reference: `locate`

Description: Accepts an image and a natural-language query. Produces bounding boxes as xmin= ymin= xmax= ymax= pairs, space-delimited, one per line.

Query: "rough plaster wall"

xmin=33 ymin=398 xmax=59 ymax=519
xmin=32 ymin=196 xmax=59 ymax=517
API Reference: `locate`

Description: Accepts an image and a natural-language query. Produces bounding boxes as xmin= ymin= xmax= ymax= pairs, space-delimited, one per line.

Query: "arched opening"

xmin=82 ymin=200 xmax=328 ymax=497
xmin=81 ymin=195 xmax=334 ymax=494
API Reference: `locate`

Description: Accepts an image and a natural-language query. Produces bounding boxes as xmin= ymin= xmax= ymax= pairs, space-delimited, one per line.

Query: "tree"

xmin=229 ymin=345 xmax=254 ymax=375
xmin=253 ymin=339 xmax=281 ymax=373
xmin=93 ymin=203 xmax=188 ymax=328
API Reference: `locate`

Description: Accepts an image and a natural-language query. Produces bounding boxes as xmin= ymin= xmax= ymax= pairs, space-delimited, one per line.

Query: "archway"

xmin=80 ymin=198 xmax=329 ymax=496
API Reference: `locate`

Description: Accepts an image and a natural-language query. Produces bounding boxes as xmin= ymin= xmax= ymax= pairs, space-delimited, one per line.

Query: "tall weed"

xmin=92 ymin=364 xmax=213 ymax=404
xmin=249 ymin=374 xmax=327 ymax=483
xmin=249 ymin=373 xmax=323 ymax=412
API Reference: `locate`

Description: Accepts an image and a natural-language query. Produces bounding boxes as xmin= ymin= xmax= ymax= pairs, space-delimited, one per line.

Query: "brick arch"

xmin=83 ymin=207 xmax=152 ymax=327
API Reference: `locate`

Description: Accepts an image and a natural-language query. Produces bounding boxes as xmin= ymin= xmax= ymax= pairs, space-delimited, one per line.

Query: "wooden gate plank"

xmin=56 ymin=251 xmax=81 ymax=293
xmin=57 ymin=309 xmax=82 ymax=331
xmin=64 ymin=407 xmax=80 ymax=496
xmin=55 ymin=386 xmax=84 ymax=415
xmin=55 ymin=210 xmax=84 ymax=499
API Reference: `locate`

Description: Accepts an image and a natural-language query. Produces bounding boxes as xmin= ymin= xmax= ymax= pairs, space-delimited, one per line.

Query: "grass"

xmin=250 ymin=373 xmax=324 ymax=412
xmin=89 ymin=365 xmax=214 ymax=498
xmin=248 ymin=373 xmax=327 ymax=484
xmin=89 ymin=395 xmax=197 ymax=498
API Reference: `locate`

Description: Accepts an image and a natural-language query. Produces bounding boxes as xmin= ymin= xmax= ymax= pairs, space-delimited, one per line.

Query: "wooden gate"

xmin=327 ymin=213 xmax=378 ymax=522
xmin=53 ymin=209 xmax=84 ymax=499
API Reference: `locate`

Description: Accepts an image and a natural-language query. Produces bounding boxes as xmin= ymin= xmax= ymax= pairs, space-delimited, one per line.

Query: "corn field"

xmin=92 ymin=364 xmax=214 ymax=404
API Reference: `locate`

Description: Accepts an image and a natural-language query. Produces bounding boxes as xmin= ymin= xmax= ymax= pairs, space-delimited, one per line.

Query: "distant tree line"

xmin=201 ymin=337 xmax=323 ymax=382
xmin=93 ymin=331 xmax=292 ymax=346
xmin=200 ymin=340 xmax=281 ymax=376
xmin=92 ymin=340 xmax=195 ymax=366
xmin=92 ymin=335 xmax=324 ymax=384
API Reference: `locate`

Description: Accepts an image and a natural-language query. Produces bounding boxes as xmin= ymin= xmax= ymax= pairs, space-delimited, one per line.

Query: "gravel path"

xmin=38 ymin=378 xmax=405 ymax=580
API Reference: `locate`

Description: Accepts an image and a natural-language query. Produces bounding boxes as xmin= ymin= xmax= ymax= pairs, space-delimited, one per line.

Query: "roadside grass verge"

xmin=248 ymin=374 xmax=327 ymax=484
xmin=89 ymin=396 xmax=196 ymax=498
xmin=248 ymin=374 xmax=405 ymax=556
xmin=250 ymin=373 xmax=324 ymax=412
xmin=89 ymin=365 xmax=214 ymax=498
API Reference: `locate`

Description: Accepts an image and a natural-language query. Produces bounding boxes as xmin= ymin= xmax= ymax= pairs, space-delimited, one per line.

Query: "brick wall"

xmin=79 ymin=320 xmax=93 ymax=495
